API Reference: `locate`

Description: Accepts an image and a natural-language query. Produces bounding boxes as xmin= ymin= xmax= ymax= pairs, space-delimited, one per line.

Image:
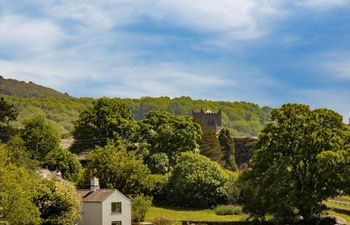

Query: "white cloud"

xmin=0 ymin=15 xmax=65 ymax=55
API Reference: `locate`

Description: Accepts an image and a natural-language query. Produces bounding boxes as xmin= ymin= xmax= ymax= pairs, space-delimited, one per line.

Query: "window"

xmin=112 ymin=221 xmax=122 ymax=225
xmin=111 ymin=202 xmax=122 ymax=213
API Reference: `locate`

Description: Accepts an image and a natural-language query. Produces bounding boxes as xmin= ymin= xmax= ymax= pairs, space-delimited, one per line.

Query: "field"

xmin=145 ymin=206 xmax=248 ymax=222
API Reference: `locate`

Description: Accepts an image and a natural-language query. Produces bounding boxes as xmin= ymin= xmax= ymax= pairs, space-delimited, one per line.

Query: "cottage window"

xmin=111 ymin=202 xmax=122 ymax=213
xmin=112 ymin=221 xmax=122 ymax=225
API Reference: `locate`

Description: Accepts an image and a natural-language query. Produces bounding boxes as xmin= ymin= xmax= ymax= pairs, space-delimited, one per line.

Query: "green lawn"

xmin=145 ymin=206 xmax=248 ymax=222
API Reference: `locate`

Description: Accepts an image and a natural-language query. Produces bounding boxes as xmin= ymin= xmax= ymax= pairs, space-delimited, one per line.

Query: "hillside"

xmin=0 ymin=76 xmax=73 ymax=99
xmin=1 ymin=77 xmax=272 ymax=137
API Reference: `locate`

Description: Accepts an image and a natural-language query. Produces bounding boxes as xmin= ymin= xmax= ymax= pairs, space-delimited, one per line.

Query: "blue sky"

xmin=1 ymin=0 xmax=350 ymax=120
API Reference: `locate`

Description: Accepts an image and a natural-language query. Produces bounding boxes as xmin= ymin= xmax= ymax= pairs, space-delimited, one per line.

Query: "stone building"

xmin=192 ymin=109 xmax=222 ymax=131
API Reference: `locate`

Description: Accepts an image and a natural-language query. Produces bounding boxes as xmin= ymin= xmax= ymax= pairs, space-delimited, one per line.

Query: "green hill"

xmin=0 ymin=76 xmax=73 ymax=99
xmin=1 ymin=76 xmax=272 ymax=137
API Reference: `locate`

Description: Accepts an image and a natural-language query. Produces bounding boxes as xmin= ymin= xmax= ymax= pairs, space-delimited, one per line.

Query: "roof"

xmin=77 ymin=189 xmax=116 ymax=202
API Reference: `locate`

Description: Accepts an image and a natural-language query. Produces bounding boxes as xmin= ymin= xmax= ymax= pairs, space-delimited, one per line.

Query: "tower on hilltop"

xmin=192 ymin=109 xmax=222 ymax=131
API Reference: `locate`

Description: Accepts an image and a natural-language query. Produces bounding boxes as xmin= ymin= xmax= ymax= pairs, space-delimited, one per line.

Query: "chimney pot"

xmin=90 ymin=177 xmax=100 ymax=192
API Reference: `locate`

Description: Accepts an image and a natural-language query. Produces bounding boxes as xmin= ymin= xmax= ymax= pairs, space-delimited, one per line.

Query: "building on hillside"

xmin=77 ymin=178 xmax=132 ymax=225
xmin=192 ymin=109 xmax=222 ymax=131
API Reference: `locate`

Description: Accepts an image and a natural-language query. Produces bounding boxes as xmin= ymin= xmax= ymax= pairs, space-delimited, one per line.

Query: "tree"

xmin=0 ymin=144 xmax=41 ymax=225
xmin=71 ymin=97 xmax=137 ymax=153
xmin=219 ymin=129 xmax=237 ymax=170
xmin=132 ymin=195 xmax=153 ymax=222
xmin=238 ymin=104 xmax=350 ymax=222
xmin=166 ymin=152 xmax=229 ymax=208
xmin=34 ymin=178 xmax=81 ymax=225
xmin=44 ymin=147 xmax=83 ymax=183
xmin=20 ymin=116 xmax=60 ymax=161
xmin=140 ymin=111 xmax=202 ymax=163
xmin=0 ymin=97 xmax=18 ymax=142
xmin=85 ymin=143 xmax=155 ymax=197
xmin=196 ymin=120 xmax=223 ymax=164
xmin=5 ymin=135 xmax=39 ymax=170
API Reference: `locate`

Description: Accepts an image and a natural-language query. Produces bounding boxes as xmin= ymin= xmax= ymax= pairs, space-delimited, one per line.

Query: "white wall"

xmin=78 ymin=202 xmax=103 ymax=225
xmin=102 ymin=191 xmax=132 ymax=225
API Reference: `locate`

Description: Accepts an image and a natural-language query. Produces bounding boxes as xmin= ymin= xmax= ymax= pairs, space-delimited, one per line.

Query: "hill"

xmin=0 ymin=76 xmax=272 ymax=137
xmin=0 ymin=76 xmax=73 ymax=99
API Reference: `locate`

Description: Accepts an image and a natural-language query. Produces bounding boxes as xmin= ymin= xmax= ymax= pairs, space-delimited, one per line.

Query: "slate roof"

xmin=77 ymin=189 xmax=115 ymax=202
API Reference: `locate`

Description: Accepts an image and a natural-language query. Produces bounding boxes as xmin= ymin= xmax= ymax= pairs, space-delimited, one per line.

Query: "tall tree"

xmin=0 ymin=97 xmax=18 ymax=142
xmin=71 ymin=97 xmax=137 ymax=153
xmin=219 ymin=129 xmax=237 ymax=170
xmin=140 ymin=111 xmax=202 ymax=164
xmin=20 ymin=116 xmax=60 ymax=161
xmin=238 ymin=104 xmax=350 ymax=222
xmin=84 ymin=143 xmax=155 ymax=197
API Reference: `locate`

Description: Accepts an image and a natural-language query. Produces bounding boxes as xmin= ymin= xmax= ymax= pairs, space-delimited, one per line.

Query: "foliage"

xmin=2 ymin=89 xmax=271 ymax=137
xmin=197 ymin=120 xmax=223 ymax=164
xmin=147 ymin=152 xmax=170 ymax=174
xmin=34 ymin=178 xmax=81 ymax=225
xmin=0 ymin=97 xmax=18 ymax=142
xmin=214 ymin=205 xmax=243 ymax=215
xmin=71 ymin=97 xmax=137 ymax=153
xmin=166 ymin=152 xmax=229 ymax=208
xmin=85 ymin=143 xmax=155 ymax=197
xmin=140 ymin=111 xmax=202 ymax=163
xmin=152 ymin=217 xmax=174 ymax=225
xmin=132 ymin=195 xmax=153 ymax=222
xmin=219 ymin=129 xmax=237 ymax=170
xmin=44 ymin=147 xmax=83 ymax=183
xmin=5 ymin=135 xmax=39 ymax=170
xmin=238 ymin=104 xmax=350 ymax=222
xmin=0 ymin=76 xmax=73 ymax=99
xmin=20 ymin=116 xmax=60 ymax=161
xmin=0 ymin=144 xmax=41 ymax=225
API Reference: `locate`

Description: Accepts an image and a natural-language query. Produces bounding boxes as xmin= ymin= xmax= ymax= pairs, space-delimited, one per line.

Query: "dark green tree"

xmin=44 ymin=147 xmax=83 ymax=183
xmin=238 ymin=104 xmax=350 ymax=222
xmin=0 ymin=97 xmax=18 ymax=142
xmin=219 ymin=129 xmax=237 ymax=170
xmin=140 ymin=111 xmax=202 ymax=163
xmin=20 ymin=116 xmax=60 ymax=161
xmin=196 ymin=120 xmax=223 ymax=164
xmin=85 ymin=143 xmax=155 ymax=197
xmin=166 ymin=152 xmax=229 ymax=208
xmin=71 ymin=97 xmax=137 ymax=153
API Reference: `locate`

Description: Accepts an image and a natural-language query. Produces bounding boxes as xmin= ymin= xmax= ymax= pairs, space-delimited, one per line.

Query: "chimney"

xmin=90 ymin=177 xmax=100 ymax=192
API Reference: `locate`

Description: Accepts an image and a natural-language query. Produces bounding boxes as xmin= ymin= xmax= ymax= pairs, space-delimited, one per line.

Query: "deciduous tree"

xmin=238 ymin=104 xmax=350 ymax=222
xmin=71 ymin=97 xmax=137 ymax=153
xmin=166 ymin=152 xmax=229 ymax=208
xmin=20 ymin=116 xmax=60 ymax=160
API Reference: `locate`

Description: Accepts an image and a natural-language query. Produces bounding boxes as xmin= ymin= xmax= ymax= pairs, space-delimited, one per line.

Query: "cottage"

xmin=77 ymin=178 xmax=132 ymax=225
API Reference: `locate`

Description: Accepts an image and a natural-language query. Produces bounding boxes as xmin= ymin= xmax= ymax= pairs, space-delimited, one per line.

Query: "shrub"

xmin=214 ymin=205 xmax=243 ymax=215
xmin=132 ymin=195 xmax=152 ymax=222
xmin=152 ymin=217 xmax=174 ymax=225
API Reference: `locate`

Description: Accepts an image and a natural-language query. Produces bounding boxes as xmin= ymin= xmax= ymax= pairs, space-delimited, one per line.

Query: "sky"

xmin=1 ymin=0 xmax=350 ymax=120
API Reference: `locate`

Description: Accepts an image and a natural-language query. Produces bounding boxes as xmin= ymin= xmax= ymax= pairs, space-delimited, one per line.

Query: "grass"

xmin=145 ymin=206 xmax=248 ymax=222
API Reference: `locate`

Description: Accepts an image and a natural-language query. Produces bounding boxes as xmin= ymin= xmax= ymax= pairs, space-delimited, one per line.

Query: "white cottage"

xmin=77 ymin=178 xmax=132 ymax=225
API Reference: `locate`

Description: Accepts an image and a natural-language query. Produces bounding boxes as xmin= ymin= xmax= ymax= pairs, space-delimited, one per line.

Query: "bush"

xmin=152 ymin=217 xmax=174 ymax=225
xmin=214 ymin=205 xmax=243 ymax=215
xmin=132 ymin=195 xmax=152 ymax=222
